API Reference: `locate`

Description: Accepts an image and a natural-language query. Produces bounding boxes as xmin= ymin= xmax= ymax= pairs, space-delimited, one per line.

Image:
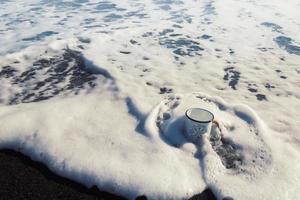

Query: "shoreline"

xmin=0 ymin=149 xmax=216 ymax=200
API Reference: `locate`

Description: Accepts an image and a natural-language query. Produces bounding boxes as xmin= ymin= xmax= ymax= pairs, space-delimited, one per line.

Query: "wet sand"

xmin=0 ymin=149 xmax=216 ymax=200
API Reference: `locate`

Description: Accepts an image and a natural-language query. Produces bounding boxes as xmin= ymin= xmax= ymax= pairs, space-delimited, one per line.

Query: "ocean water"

xmin=0 ymin=0 xmax=300 ymax=199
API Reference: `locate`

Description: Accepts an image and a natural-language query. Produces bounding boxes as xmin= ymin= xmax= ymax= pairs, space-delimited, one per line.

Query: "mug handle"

xmin=212 ymin=119 xmax=220 ymax=129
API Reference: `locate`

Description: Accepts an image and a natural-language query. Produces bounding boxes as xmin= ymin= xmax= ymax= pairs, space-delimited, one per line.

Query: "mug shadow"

xmin=158 ymin=116 xmax=187 ymax=148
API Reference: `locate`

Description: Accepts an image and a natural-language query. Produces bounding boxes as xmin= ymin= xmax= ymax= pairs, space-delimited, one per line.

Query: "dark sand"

xmin=0 ymin=149 xmax=217 ymax=200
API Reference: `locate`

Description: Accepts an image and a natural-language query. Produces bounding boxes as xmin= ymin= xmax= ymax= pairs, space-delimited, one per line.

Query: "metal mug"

xmin=184 ymin=108 xmax=214 ymax=143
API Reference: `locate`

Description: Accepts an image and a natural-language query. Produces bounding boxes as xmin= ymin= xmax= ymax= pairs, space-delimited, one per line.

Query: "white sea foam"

xmin=0 ymin=0 xmax=300 ymax=199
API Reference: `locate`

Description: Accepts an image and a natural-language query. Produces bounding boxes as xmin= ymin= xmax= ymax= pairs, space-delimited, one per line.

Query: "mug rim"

xmin=185 ymin=108 xmax=214 ymax=123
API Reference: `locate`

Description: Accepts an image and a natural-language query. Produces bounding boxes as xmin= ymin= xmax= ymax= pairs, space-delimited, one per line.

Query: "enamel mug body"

xmin=184 ymin=108 xmax=214 ymax=142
